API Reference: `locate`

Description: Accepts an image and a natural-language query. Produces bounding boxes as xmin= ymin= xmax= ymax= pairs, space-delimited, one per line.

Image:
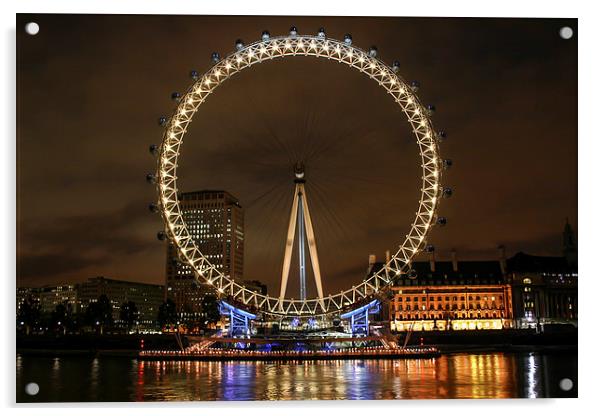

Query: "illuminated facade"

xmin=507 ymin=258 xmax=577 ymax=328
xmin=507 ymin=221 xmax=578 ymax=329
xmin=381 ymin=221 xmax=578 ymax=332
xmin=39 ymin=284 xmax=78 ymax=314
xmin=17 ymin=277 xmax=164 ymax=327
xmin=17 ymin=285 xmax=80 ymax=315
xmin=372 ymin=252 xmax=514 ymax=331
xmin=166 ymin=190 xmax=244 ymax=321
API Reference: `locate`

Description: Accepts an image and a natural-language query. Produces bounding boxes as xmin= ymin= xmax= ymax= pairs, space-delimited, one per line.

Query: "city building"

xmin=507 ymin=253 xmax=577 ymax=329
xmin=377 ymin=220 xmax=577 ymax=332
xmin=18 ymin=285 xmax=79 ymax=316
xmin=39 ymin=284 xmax=79 ymax=314
xmin=369 ymin=249 xmax=514 ymax=332
xmin=506 ymin=221 xmax=577 ymax=329
xmin=78 ymin=276 xmax=164 ymax=326
xmin=17 ymin=277 xmax=165 ymax=328
xmin=165 ymin=190 xmax=245 ymax=322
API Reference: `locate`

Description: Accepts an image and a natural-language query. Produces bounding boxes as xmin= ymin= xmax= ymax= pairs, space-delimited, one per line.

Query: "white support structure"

xmin=301 ymin=187 xmax=325 ymax=301
xmin=279 ymin=185 xmax=300 ymax=303
xmin=279 ymin=165 xmax=325 ymax=309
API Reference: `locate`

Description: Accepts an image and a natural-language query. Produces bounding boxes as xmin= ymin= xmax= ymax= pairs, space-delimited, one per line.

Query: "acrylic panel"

xmin=16 ymin=14 xmax=578 ymax=402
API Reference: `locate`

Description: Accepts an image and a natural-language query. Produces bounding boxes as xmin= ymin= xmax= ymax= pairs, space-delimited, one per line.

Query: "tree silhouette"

xmin=119 ymin=301 xmax=139 ymax=332
xmin=157 ymin=299 xmax=177 ymax=329
xmin=17 ymin=295 xmax=40 ymax=335
xmin=85 ymin=294 xmax=113 ymax=335
xmin=51 ymin=303 xmax=71 ymax=335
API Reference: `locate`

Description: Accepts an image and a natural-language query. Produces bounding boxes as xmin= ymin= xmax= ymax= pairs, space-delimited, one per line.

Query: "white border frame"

xmin=4 ymin=1 xmax=596 ymax=414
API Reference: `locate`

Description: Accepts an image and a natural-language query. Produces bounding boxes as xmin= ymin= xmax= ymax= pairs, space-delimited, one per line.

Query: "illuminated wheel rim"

xmin=156 ymin=34 xmax=444 ymax=317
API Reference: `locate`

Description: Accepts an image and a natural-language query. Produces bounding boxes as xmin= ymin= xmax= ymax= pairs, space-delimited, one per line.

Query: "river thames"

xmin=16 ymin=351 xmax=577 ymax=402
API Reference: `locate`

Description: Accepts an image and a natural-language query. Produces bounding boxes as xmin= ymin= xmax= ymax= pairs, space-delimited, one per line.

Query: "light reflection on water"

xmin=16 ymin=352 xmax=577 ymax=402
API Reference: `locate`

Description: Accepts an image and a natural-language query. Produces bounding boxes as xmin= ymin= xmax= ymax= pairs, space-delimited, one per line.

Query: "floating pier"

xmin=139 ymin=343 xmax=441 ymax=361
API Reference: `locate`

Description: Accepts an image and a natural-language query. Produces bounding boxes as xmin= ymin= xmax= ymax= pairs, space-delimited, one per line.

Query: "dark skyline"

xmin=17 ymin=15 xmax=577 ymax=295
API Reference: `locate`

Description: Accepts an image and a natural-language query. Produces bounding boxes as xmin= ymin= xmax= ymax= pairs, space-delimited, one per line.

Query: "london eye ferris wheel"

xmin=148 ymin=26 xmax=452 ymax=319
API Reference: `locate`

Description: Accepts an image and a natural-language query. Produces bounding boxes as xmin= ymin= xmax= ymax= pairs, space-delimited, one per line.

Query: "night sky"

xmin=16 ymin=15 xmax=577 ymax=296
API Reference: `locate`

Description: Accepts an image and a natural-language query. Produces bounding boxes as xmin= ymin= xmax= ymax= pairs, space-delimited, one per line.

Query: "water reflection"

xmin=525 ymin=354 xmax=540 ymax=398
xmin=16 ymin=352 xmax=577 ymax=402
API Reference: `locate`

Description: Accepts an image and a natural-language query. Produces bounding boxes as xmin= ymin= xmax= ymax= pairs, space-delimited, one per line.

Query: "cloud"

xmin=17 ymin=199 xmax=161 ymax=283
